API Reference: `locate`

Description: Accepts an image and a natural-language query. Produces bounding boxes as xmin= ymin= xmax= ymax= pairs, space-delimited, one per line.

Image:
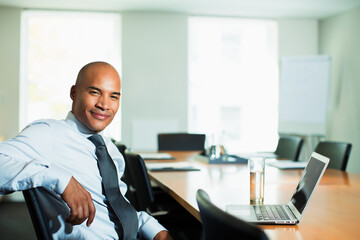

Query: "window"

xmin=188 ymin=17 xmax=278 ymax=153
xmin=20 ymin=10 xmax=121 ymax=139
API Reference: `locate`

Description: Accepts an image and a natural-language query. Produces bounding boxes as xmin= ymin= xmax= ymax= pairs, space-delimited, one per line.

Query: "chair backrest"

xmin=114 ymin=141 xmax=127 ymax=157
xmin=114 ymin=142 xmax=128 ymax=183
xmin=196 ymin=189 xmax=268 ymax=240
xmin=124 ymin=151 xmax=154 ymax=211
xmin=22 ymin=187 xmax=71 ymax=240
xmin=113 ymin=142 xmax=140 ymax=209
xmin=314 ymin=141 xmax=352 ymax=171
xmin=274 ymin=136 xmax=304 ymax=161
xmin=158 ymin=133 xmax=206 ymax=151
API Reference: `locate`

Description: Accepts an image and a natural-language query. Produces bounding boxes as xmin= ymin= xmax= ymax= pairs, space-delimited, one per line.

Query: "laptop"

xmin=226 ymin=152 xmax=330 ymax=224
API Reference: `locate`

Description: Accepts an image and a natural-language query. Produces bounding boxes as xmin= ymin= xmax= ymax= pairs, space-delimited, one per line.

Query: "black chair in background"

xmin=314 ymin=141 xmax=352 ymax=171
xmin=123 ymin=151 xmax=184 ymax=214
xmin=123 ymin=151 xmax=157 ymax=213
xmin=23 ymin=187 xmax=71 ymax=240
xmin=274 ymin=136 xmax=304 ymax=161
xmin=124 ymin=151 xmax=202 ymax=239
xmin=114 ymin=141 xmax=127 ymax=157
xmin=113 ymin=141 xmax=139 ymax=209
xmin=158 ymin=133 xmax=206 ymax=151
xmin=196 ymin=189 xmax=268 ymax=240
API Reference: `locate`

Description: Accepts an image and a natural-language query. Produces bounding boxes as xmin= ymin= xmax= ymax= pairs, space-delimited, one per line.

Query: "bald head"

xmin=75 ymin=61 xmax=120 ymax=86
xmin=70 ymin=61 xmax=121 ymax=133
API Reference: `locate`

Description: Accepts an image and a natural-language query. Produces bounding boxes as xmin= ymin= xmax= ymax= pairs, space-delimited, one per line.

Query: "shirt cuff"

xmin=40 ymin=164 xmax=72 ymax=194
xmin=137 ymin=211 xmax=167 ymax=240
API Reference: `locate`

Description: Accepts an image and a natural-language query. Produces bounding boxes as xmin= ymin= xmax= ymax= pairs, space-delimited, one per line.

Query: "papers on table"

xmin=267 ymin=160 xmax=307 ymax=169
xmin=145 ymin=162 xmax=200 ymax=172
xmin=195 ymin=154 xmax=247 ymax=164
xmin=236 ymin=152 xmax=278 ymax=159
xmin=140 ymin=153 xmax=175 ymax=160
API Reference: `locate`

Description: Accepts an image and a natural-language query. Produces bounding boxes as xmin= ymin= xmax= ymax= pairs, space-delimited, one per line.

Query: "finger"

xmin=87 ymin=198 xmax=96 ymax=227
xmin=68 ymin=206 xmax=85 ymax=225
xmin=82 ymin=202 xmax=89 ymax=224
xmin=76 ymin=205 xmax=84 ymax=224
xmin=67 ymin=204 xmax=78 ymax=223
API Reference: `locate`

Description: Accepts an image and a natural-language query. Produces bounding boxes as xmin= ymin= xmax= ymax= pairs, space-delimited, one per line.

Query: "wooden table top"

xmin=145 ymin=151 xmax=360 ymax=240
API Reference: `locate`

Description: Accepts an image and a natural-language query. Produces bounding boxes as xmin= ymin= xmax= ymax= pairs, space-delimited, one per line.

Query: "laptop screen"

xmin=290 ymin=156 xmax=326 ymax=214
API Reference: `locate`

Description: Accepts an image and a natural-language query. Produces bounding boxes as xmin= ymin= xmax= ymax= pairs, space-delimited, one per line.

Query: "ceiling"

xmin=0 ymin=0 xmax=360 ymax=19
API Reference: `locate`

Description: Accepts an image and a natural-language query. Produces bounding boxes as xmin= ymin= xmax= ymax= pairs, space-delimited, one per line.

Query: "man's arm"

xmin=61 ymin=176 xmax=96 ymax=227
xmin=153 ymin=230 xmax=173 ymax=240
xmin=1 ymin=121 xmax=96 ymax=227
xmin=0 ymin=122 xmax=72 ymax=195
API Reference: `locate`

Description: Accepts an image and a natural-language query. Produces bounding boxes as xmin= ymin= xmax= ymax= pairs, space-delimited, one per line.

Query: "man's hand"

xmin=153 ymin=230 xmax=173 ymax=240
xmin=61 ymin=176 xmax=96 ymax=227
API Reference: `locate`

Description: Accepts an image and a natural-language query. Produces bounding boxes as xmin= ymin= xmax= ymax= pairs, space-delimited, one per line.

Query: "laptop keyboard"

xmin=254 ymin=205 xmax=291 ymax=221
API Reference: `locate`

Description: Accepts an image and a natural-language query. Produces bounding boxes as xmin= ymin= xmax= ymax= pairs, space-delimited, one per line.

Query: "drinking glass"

xmin=249 ymin=157 xmax=265 ymax=204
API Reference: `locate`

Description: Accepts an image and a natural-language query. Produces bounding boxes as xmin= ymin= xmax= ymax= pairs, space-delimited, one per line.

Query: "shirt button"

xmin=51 ymin=185 xmax=55 ymax=189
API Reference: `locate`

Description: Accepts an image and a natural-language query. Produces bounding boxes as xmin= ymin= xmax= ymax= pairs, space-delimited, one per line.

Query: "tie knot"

xmin=88 ymin=134 xmax=106 ymax=147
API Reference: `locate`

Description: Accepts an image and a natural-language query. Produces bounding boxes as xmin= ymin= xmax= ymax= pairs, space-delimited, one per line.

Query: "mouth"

xmin=90 ymin=111 xmax=110 ymax=120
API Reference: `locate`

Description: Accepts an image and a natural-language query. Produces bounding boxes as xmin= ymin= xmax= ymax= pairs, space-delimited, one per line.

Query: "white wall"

xmin=277 ymin=19 xmax=320 ymax=160
xmin=120 ymin=15 xmax=320 ymax=151
xmin=278 ymin=19 xmax=318 ymax=58
xmin=319 ymin=6 xmax=360 ymax=174
xmin=121 ymin=13 xmax=188 ymax=150
xmin=0 ymin=7 xmax=21 ymax=140
xmin=0 ymin=8 xmax=321 ymax=154
xmin=0 ymin=7 xmax=23 ymax=201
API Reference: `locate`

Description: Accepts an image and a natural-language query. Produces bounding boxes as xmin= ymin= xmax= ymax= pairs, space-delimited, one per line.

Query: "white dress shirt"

xmin=0 ymin=112 xmax=166 ymax=240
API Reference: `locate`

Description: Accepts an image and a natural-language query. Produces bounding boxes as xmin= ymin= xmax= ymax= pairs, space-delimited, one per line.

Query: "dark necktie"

xmin=88 ymin=134 xmax=138 ymax=240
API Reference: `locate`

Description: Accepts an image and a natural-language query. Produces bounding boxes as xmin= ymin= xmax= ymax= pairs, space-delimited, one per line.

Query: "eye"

xmin=111 ymin=95 xmax=119 ymax=100
xmin=89 ymin=90 xmax=100 ymax=95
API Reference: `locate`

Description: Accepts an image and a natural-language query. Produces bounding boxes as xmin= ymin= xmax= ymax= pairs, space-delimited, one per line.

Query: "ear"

xmin=70 ymin=85 xmax=76 ymax=100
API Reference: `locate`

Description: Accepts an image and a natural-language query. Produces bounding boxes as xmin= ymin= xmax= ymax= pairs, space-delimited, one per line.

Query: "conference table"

xmin=144 ymin=151 xmax=360 ymax=240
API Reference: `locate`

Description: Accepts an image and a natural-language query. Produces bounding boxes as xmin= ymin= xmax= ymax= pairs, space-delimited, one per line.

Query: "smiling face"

xmin=70 ymin=62 xmax=121 ymax=133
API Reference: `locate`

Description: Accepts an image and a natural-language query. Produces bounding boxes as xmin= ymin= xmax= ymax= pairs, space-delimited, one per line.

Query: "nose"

xmin=96 ymin=95 xmax=110 ymax=110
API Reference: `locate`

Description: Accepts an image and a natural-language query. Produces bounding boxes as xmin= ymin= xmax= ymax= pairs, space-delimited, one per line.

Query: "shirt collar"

xmin=65 ymin=112 xmax=104 ymax=137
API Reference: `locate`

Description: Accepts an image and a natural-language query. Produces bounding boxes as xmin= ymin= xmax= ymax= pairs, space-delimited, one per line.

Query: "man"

xmin=0 ymin=62 xmax=172 ymax=240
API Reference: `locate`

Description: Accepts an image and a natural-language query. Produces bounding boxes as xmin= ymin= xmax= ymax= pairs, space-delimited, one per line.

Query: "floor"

xmin=0 ymin=191 xmax=202 ymax=240
xmin=0 ymin=200 xmax=37 ymax=240
xmin=0 ymin=198 xmax=201 ymax=240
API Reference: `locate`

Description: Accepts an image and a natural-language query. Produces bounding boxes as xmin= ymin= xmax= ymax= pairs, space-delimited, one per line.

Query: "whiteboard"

xmin=278 ymin=56 xmax=330 ymax=135
xmin=131 ymin=119 xmax=179 ymax=151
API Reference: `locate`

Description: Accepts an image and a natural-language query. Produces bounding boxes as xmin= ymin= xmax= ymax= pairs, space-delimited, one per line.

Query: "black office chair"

xmin=124 ymin=151 xmax=180 ymax=215
xmin=196 ymin=189 xmax=268 ymax=240
xmin=22 ymin=187 xmax=71 ymax=240
xmin=314 ymin=141 xmax=352 ymax=171
xmin=124 ymin=151 xmax=202 ymax=239
xmin=114 ymin=141 xmax=127 ymax=157
xmin=157 ymin=133 xmax=206 ymax=151
xmin=113 ymin=141 xmax=139 ymax=209
xmin=274 ymin=136 xmax=304 ymax=161
xmin=123 ymin=151 xmax=156 ymax=212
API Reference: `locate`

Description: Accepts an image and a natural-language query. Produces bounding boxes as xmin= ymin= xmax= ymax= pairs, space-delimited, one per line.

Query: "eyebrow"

xmin=88 ymin=86 xmax=121 ymax=96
